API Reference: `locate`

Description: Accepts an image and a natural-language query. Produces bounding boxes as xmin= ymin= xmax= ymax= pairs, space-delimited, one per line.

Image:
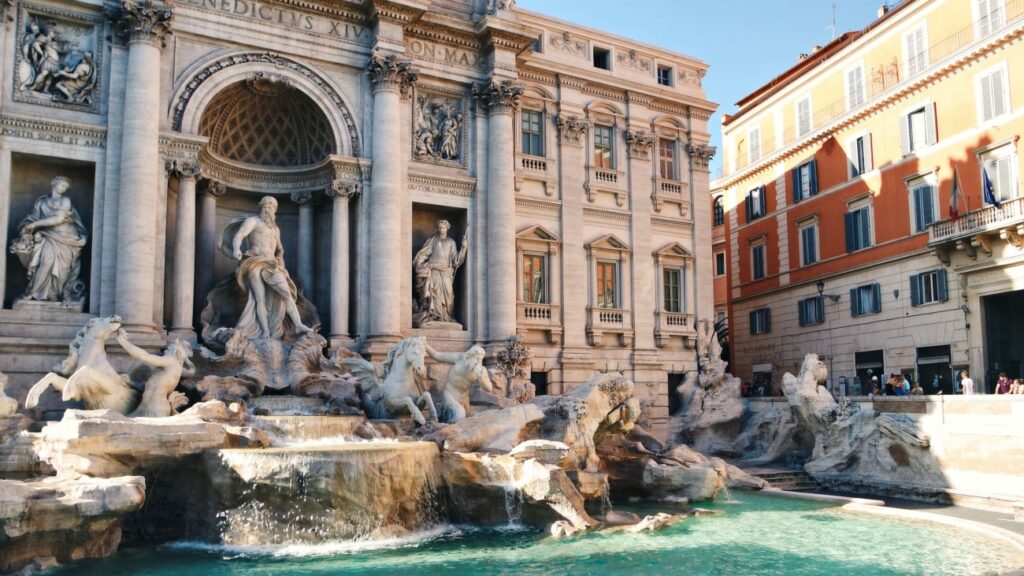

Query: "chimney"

xmin=878 ymin=3 xmax=889 ymax=18
xmin=811 ymin=44 xmax=823 ymax=53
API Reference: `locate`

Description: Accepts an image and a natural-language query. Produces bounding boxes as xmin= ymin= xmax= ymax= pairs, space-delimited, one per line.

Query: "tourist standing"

xmin=911 ymin=382 xmax=924 ymax=396
xmin=901 ymin=374 xmax=911 ymax=395
xmin=995 ymin=373 xmax=1011 ymax=394
xmin=960 ymin=370 xmax=976 ymax=395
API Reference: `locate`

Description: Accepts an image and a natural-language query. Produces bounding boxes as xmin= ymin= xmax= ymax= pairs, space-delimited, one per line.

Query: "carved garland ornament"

xmin=107 ymin=0 xmax=173 ymax=46
xmin=686 ymin=142 xmax=716 ymax=171
xmin=171 ymin=52 xmax=361 ymax=157
xmin=367 ymin=51 xmax=417 ymax=97
xmin=556 ymin=114 xmax=588 ymax=146
xmin=472 ymin=77 xmax=524 ymax=114
xmin=165 ymin=158 xmax=201 ymax=179
xmin=624 ymin=129 xmax=655 ymax=160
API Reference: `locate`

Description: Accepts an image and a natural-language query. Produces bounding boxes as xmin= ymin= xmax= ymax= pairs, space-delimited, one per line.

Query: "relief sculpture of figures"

xmin=425 ymin=344 xmax=493 ymax=423
xmin=16 ymin=18 xmax=97 ymax=105
xmin=218 ymin=196 xmax=312 ymax=340
xmin=413 ymin=219 xmax=468 ymax=327
xmin=9 ymin=176 xmax=88 ymax=308
xmin=414 ymin=96 xmax=462 ymax=161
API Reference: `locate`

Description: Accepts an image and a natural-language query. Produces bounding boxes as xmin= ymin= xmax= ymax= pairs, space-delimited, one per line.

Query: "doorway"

xmin=917 ymin=345 xmax=951 ymax=395
xmin=984 ymin=289 xmax=1024 ymax=393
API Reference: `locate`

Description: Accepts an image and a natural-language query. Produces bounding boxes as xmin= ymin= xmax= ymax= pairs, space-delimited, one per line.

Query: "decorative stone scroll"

xmin=686 ymin=143 xmax=716 ymax=172
xmin=107 ymin=0 xmax=173 ymax=47
xmin=367 ymin=51 xmax=417 ymax=97
xmin=13 ymin=3 xmax=104 ymax=113
xmin=413 ymin=89 xmax=465 ymax=165
xmin=625 ymin=129 xmax=655 ymax=160
xmin=472 ymin=77 xmax=524 ymax=115
xmin=556 ymin=113 xmax=588 ymax=146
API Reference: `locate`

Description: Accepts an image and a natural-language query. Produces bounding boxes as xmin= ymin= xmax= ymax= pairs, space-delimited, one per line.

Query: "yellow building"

xmin=714 ymin=0 xmax=1024 ymax=394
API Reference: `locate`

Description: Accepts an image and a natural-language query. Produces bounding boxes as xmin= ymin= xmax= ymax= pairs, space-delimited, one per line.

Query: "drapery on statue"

xmin=205 ymin=196 xmax=313 ymax=342
xmin=425 ymin=343 xmax=494 ymax=423
xmin=9 ymin=176 xmax=87 ymax=306
xmin=413 ymin=219 xmax=468 ymax=326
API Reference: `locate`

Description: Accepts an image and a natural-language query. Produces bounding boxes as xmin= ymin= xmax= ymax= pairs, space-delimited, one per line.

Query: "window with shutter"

xmin=750 ymin=308 xmax=772 ymax=335
xmin=910 ymin=274 xmax=922 ymax=307
xmin=913 ymin=270 xmax=947 ymax=305
xmin=978 ymin=0 xmax=1005 ymax=37
xmin=907 ymin=108 xmax=927 ymax=153
xmin=748 ymin=129 xmax=761 ymax=164
xmin=798 ymin=296 xmax=824 ymax=326
xmin=847 ymin=66 xmax=865 ymax=109
xmin=905 ymin=27 xmax=928 ymax=77
xmin=981 ymin=145 xmax=1019 ymax=203
xmin=911 ymin=182 xmax=936 ymax=233
xmin=846 ymin=202 xmax=873 ymax=252
xmin=850 ymin=135 xmax=871 ymax=177
xmin=978 ymin=66 xmax=1009 ymax=123
xmin=800 ymin=223 xmax=818 ymax=266
xmin=751 ymin=244 xmax=766 ymax=280
xmin=851 ymin=284 xmax=882 ymax=317
xmin=797 ymin=97 xmax=812 ymax=137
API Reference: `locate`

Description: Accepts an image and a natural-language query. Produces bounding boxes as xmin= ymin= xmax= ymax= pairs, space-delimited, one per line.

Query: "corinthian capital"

xmin=367 ymin=51 xmax=417 ymax=97
xmin=165 ymin=159 xmax=201 ymax=180
xmin=686 ymin=142 xmax=717 ymax=172
xmin=472 ymin=77 xmax=524 ymax=115
xmin=327 ymin=179 xmax=362 ymax=200
xmin=556 ymin=114 xmax=588 ymax=146
xmin=108 ymin=0 xmax=173 ymax=47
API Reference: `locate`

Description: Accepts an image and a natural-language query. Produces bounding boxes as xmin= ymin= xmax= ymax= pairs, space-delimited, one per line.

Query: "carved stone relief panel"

xmin=13 ymin=3 xmax=104 ymax=113
xmin=412 ymin=85 xmax=467 ymax=168
xmin=616 ymin=49 xmax=652 ymax=74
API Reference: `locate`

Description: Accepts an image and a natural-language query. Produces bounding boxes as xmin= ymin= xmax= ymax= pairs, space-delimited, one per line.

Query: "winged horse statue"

xmin=342 ymin=336 xmax=438 ymax=425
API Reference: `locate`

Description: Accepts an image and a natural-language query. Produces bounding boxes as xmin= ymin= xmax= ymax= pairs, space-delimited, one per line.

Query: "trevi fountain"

xmin=0 ymin=0 xmax=1021 ymax=574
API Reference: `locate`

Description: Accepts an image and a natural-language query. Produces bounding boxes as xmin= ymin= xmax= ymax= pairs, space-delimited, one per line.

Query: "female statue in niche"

xmin=413 ymin=219 xmax=468 ymax=326
xmin=10 ymin=176 xmax=88 ymax=305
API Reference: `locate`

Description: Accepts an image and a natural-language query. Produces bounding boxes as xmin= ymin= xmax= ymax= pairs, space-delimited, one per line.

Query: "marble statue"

xmin=426 ymin=344 xmax=494 ymax=422
xmin=414 ymin=97 xmax=462 ymax=161
xmin=16 ymin=18 xmax=96 ymax=105
xmin=9 ymin=176 xmax=87 ymax=307
xmin=118 ymin=331 xmax=194 ymax=418
xmin=218 ymin=196 xmax=312 ymax=340
xmin=0 ymin=371 xmax=18 ymax=417
xmin=25 ymin=316 xmax=139 ymax=414
xmin=413 ymin=220 xmax=468 ymax=327
xmin=53 ymin=51 xmax=96 ymax=104
xmin=341 ymin=337 xmax=438 ymax=426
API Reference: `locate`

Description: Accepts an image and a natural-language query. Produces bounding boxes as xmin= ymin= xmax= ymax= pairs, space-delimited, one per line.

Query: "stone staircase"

xmin=748 ymin=468 xmax=821 ymax=492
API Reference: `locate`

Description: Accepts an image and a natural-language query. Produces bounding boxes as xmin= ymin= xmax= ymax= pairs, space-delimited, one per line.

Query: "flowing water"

xmin=53 ymin=492 xmax=1024 ymax=576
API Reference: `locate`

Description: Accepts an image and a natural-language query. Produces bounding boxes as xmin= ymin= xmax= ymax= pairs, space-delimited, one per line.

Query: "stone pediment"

xmin=586 ymin=233 xmax=630 ymax=253
xmin=516 ymin=224 xmax=559 ymax=243
xmin=653 ymin=242 xmax=693 ymax=260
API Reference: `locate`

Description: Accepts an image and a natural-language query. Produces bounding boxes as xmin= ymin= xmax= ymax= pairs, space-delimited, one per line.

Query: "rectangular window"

xmin=849 ymin=134 xmax=872 ymax=178
xmin=905 ymin=26 xmax=928 ymax=77
xmin=714 ymin=251 xmax=726 ymax=276
xmin=792 ymin=159 xmax=818 ymax=202
xmin=751 ymin=244 xmax=766 ymax=280
xmin=657 ymin=65 xmax=673 ymax=86
xmin=847 ymin=65 xmax=865 ymax=109
xmin=532 ymin=34 xmax=543 ymax=53
xmin=750 ymin=308 xmax=771 ymax=335
xmin=521 ymin=109 xmax=544 ymax=157
xmin=596 ymin=261 xmax=618 ymax=308
xmin=659 ymin=139 xmax=677 ymax=180
xmin=593 ymin=47 xmax=611 ymax=70
xmin=800 ymin=222 xmax=818 ymax=266
xmin=910 ymin=269 xmax=949 ymax=306
xmin=746 ymin=185 xmax=767 ymax=221
xmin=845 ymin=200 xmax=873 ymax=252
xmin=748 ymin=128 xmax=761 ymax=163
xmin=593 ymin=125 xmax=614 ymax=168
xmin=910 ymin=179 xmax=936 ymax=233
xmin=978 ymin=0 xmax=1005 ymax=37
xmin=796 ymin=97 xmax=812 ymax=137
xmin=978 ymin=66 xmax=1009 ymax=123
xmin=850 ymin=283 xmax=882 ymax=317
xmin=522 ymin=253 xmax=546 ymax=304
xmin=663 ymin=268 xmax=682 ymax=313
xmin=798 ymin=296 xmax=825 ymax=326
xmin=901 ymin=104 xmax=936 ymax=156
xmin=982 ymin=149 xmax=1018 ymax=203
xmin=713 ymin=196 xmax=725 ymax=227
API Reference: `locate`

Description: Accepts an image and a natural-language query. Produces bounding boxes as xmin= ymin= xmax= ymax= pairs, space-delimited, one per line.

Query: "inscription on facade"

xmin=1 ymin=126 xmax=104 ymax=148
xmin=177 ymin=0 xmax=366 ymax=39
xmin=407 ymin=39 xmax=481 ymax=68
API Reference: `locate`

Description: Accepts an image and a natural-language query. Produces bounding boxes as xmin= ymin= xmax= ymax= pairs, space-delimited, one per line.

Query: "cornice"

xmin=368 ymin=0 xmax=426 ymax=24
xmin=408 ymin=172 xmax=477 ymax=197
xmin=515 ymin=196 xmax=562 ymax=214
xmin=1 ymin=113 xmax=106 ymax=140
xmin=583 ymin=206 xmax=630 ymax=223
xmin=406 ymin=22 xmax=482 ymax=51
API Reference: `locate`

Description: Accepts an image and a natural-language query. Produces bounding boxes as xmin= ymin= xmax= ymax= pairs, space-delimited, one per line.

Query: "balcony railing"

xmin=593 ymin=168 xmax=619 ymax=185
xmin=520 ymin=156 xmax=548 ymax=173
xmin=727 ymin=0 xmax=1024 ymax=176
xmin=586 ymin=306 xmax=633 ymax=347
xmin=654 ymin=311 xmax=696 ymax=347
xmin=929 ymin=196 xmax=1024 ymax=245
xmin=516 ymin=302 xmax=562 ymax=344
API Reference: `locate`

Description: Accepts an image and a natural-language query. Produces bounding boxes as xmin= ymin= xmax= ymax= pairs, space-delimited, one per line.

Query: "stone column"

xmin=291 ymin=191 xmax=315 ymax=300
xmin=109 ymin=0 xmax=173 ymax=330
xmin=196 ymin=180 xmax=225 ymax=316
xmin=474 ymin=78 xmax=524 ymax=343
xmin=167 ymin=160 xmax=200 ymax=339
xmin=326 ymin=180 xmax=360 ymax=342
xmin=366 ymin=52 xmax=416 ymax=343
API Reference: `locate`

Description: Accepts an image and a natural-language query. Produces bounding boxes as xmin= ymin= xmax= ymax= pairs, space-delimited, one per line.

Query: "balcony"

xmin=586 ymin=306 xmax=633 ymax=347
xmin=928 ymin=197 xmax=1024 ymax=261
xmin=651 ymin=177 xmax=691 ymax=217
xmin=516 ymin=302 xmax=562 ymax=344
xmin=585 ymin=166 xmax=626 ymax=206
xmin=654 ymin=311 xmax=696 ymax=348
xmin=514 ymin=154 xmax=556 ymax=196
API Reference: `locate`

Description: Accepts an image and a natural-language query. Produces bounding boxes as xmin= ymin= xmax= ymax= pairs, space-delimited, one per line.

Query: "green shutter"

xmin=872 ymin=283 xmax=882 ymax=313
xmin=792 ymin=167 xmax=802 ymax=203
xmin=850 ymin=288 xmax=860 ymax=317
xmin=910 ymin=274 xmax=922 ymax=307
xmin=937 ymin=268 xmax=948 ymax=302
xmin=808 ymin=159 xmax=819 ymax=195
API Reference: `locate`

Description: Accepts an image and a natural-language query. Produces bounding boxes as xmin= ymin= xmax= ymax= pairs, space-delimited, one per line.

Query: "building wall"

xmin=716 ymin=0 xmax=1024 ymax=391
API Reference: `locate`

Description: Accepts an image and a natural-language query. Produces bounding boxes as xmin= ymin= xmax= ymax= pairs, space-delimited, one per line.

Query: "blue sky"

xmin=517 ymin=0 xmax=893 ymax=175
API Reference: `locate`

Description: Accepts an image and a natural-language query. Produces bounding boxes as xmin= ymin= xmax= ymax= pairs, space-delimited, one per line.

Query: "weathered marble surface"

xmin=0 ymin=475 xmax=145 ymax=573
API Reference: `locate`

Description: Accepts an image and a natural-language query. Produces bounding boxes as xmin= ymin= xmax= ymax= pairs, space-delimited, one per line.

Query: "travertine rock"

xmin=0 ymin=371 xmax=19 ymax=417
xmin=671 ymin=370 xmax=745 ymax=456
xmin=642 ymin=445 xmax=766 ymax=502
xmin=509 ymin=439 xmax=571 ymax=466
xmin=425 ymin=403 xmax=545 ymax=453
xmin=37 ymin=401 xmax=267 ymax=477
xmin=0 ymin=475 xmax=145 ymax=573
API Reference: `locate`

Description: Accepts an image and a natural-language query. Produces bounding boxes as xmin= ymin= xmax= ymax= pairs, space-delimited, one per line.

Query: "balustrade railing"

xmin=929 ymin=196 xmax=1024 ymax=244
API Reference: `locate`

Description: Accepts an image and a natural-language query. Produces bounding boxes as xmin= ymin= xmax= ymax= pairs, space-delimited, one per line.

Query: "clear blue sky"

xmin=517 ymin=0 xmax=892 ymax=175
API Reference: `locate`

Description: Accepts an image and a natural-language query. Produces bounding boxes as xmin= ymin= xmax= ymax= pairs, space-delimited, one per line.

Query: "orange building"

xmin=714 ymin=0 xmax=1024 ymax=394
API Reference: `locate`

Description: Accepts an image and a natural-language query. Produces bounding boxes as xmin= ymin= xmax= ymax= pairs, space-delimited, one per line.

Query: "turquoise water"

xmin=53 ymin=493 xmax=1022 ymax=576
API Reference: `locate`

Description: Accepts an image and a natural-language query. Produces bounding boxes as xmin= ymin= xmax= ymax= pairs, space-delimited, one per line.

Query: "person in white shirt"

xmin=960 ymin=370 xmax=976 ymax=395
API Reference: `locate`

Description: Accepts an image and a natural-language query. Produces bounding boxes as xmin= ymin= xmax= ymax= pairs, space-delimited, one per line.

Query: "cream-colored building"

xmin=715 ymin=0 xmax=1024 ymax=395
xmin=0 ymin=0 xmax=716 ymax=434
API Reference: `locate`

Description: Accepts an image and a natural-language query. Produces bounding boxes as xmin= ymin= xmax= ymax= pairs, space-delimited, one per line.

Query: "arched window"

xmin=713 ymin=196 xmax=725 ymax=227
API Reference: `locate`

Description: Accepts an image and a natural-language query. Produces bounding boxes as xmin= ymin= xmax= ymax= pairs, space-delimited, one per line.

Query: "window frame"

xmin=750 ymin=307 xmax=771 ymax=335
xmin=521 ymin=252 xmax=548 ymax=304
xmin=850 ymin=283 xmax=882 ymax=317
xmin=595 ymin=260 xmax=620 ymax=309
xmin=845 ymin=63 xmax=866 ymax=110
xmin=748 ymin=127 xmax=761 ymax=164
xmin=747 ymin=185 xmax=767 ymax=221
xmin=798 ymin=218 xmax=819 ymax=267
xmin=750 ymin=242 xmax=766 ymax=281
xmin=847 ymin=132 xmax=873 ymax=178
xmin=662 ymin=266 xmax=683 ymax=313
xmin=903 ymin=24 xmax=929 ymax=78
xmin=906 ymin=172 xmax=938 ymax=234
xmin=798 ymin=295 xmax=825 ymax=326
xmin=900 ymin=100 xmax=937 ymax=157
xmin=592 ymin=46 xmax=611 ymax=70
xmin=796 ymin=95 xmax=813 ymax=137
xmin=977 ymin=142 xmax=1020 ymax=204
xmin=593 ymin=124 xmax=615 ymax=169
xmin=714 ymin=251 xmax=727 ymax=277
xmin=845 ymin=196 xmax=874 ymax=253
xmin=657 ymin=64 xmax=674 ymax=87
xmin=975 ymin=61 xmax=1011 ymax=125
xmin=910 ymin=269 xmax=949 ymax=307
xmin=658 ymin=138 xmax=677 ymax=180
xmin=520 ymin=108 xmax=545 ymax=157
xmin=713 ymin=195 xmax=725 ymax=227
xmin=792 ymin=159 xmax=818 ymax=203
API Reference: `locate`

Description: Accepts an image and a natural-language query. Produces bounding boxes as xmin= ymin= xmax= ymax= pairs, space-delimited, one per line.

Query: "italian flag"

xmin=949 ymin=167 xmax=962 ymax=222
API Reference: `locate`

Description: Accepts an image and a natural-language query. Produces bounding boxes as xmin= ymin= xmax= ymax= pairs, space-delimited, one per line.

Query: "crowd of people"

xmin=864 ymin=370 xmax=1024 ymax=396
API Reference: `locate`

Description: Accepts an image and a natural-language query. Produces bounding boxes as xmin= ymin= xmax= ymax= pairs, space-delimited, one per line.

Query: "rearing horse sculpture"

xmin=342 ymin=337 xmax=438 ymax=426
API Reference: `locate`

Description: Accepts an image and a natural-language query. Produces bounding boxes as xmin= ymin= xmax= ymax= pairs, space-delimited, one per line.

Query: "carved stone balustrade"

xmin=654 ymin=311 xmax=696 ymax=348
xmin=516 ymin=302 xmax=562 ymax=344
xmin=586 ymin=306 xmax=633 ymax=347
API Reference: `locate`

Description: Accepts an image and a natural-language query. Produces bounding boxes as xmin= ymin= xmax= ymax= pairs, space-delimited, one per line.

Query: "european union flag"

xmin=983 ymin=167 xmax=1002 ymax=209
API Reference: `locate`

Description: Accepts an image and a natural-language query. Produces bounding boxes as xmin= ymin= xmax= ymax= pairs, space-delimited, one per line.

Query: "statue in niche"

xmin=414 ymin=96 xmax=462 ymax=161
xmin=9 ymin=176 xmax=88 ymax=308
xmin=413 ymin=219 xmax=468 ymax=327
xmin=214 ymin=196 xmax=313 ymax=341
xmin=16 ymin=17 xmax=97 ymax=105
xmin=425 ymin=343 xmax=494 ymax=423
